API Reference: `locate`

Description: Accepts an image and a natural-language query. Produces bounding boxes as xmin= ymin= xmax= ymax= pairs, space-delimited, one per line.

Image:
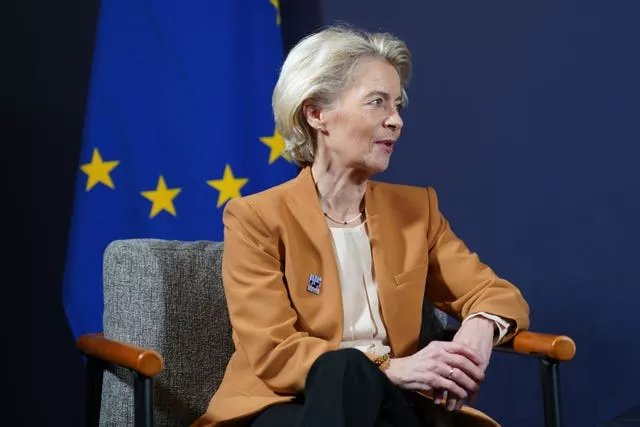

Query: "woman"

xmin=194 ymin=25 xmax=530 ymax=427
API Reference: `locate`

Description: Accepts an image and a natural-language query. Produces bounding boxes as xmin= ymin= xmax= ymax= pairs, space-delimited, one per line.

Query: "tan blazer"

xmin=194 ymin=167 xmax=530 ymax=427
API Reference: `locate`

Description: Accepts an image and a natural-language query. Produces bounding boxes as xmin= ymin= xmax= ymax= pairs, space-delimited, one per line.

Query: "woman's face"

xmin=314 ymin=58 xmax=404 ymax=175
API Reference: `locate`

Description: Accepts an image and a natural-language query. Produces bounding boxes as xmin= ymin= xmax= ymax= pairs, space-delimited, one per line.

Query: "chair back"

xmin=100 ymin=239 xmax=234 ymax=426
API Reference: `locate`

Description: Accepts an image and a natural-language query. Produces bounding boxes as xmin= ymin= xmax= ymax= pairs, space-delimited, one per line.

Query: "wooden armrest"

xmin=496 ymin=331 xmax=576 ymax=361
xmin=77 ymin=333 xmax=164 ymax=376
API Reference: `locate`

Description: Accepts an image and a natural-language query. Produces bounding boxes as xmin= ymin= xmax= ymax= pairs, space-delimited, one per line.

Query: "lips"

xmin=375 ymin=139 xmax=396 ymax=153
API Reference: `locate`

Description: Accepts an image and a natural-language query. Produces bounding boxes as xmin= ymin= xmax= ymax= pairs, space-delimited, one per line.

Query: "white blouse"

xmin=329 ymin=222 xmax=391 ymax=357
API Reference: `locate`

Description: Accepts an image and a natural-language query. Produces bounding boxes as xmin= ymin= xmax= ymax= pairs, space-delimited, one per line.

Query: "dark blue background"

xmin=321 ymin=0 xmax=639 ymax=425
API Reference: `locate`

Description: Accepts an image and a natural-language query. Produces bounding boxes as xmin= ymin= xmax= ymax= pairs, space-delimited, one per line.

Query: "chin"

xmin=367 ymin=160 xmax=390 ymax=175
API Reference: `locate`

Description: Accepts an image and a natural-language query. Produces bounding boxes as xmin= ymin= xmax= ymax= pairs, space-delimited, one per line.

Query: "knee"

xmin=306 ymin=349 xmax=386 ymax=392
xmin=314 ymin=348 xmax=372 ymax=369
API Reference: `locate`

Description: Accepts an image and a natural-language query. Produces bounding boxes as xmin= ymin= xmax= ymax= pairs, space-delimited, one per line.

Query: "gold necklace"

xmin=323 ymin=210 xmax=363 ymax=225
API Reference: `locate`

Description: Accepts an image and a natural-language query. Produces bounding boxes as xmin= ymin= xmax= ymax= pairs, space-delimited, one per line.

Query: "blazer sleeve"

xmin=221 ymin=197 xmax=333 ymax=394
xmin=424 ymin=187 xmax=531 ymax=343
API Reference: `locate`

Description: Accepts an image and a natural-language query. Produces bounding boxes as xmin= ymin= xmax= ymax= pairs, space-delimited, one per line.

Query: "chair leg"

xmin=134 ymin=372 xmax=153 ymax=427
xmin=85 ymin=357 xmax=104 ymax=427
xmin=540 ymin=358 xmax=562 ymax=427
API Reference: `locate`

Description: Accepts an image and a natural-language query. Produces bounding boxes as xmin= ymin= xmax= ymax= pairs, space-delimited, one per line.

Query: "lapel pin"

xmin=307 ymin=273 xmax=322 ymax=295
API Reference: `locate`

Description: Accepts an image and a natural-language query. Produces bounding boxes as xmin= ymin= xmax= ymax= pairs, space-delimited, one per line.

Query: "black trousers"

xmin=250 ymin=348 xmax=434 ymax=427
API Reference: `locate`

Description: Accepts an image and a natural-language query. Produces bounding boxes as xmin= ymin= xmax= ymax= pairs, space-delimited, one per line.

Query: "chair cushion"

xmin=100 ymin=239 xmax=233 ymax=426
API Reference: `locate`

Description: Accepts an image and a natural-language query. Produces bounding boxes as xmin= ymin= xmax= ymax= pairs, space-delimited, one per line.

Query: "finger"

xmin=443 ymin=342 xmax=484 ymax=366
xmin=435 ymin=365 xmax=481 ymax=399
xmin=446 ymin=396 xmax=457 ymax=411
xmin=442 ymin=353 xmax=485 ymax=384
xmin=444 ymin=365 xmax=480 ymax=393
xmin=436 ymin=386 xmax=466 ymax=411
xmin=433 ymin=376 xmax=468 ymax=401
xmin=436 ymin=389 xmax=458 ymax=411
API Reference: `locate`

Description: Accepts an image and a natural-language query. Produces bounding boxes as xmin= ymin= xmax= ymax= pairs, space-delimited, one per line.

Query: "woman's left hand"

xmin=437 ymin=316 xmax=495 ymax=411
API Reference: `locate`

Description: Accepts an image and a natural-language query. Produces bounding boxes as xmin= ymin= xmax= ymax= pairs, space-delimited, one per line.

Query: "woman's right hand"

xmin=383 ymin=341 xmax=485 ymax=409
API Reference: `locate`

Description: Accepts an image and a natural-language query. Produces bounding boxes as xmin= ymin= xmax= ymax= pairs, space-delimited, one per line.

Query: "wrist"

xmin=464 ymin=316 xmax=496 ymax=333
xmin=373 ymin=352 xmax=391 ymax=372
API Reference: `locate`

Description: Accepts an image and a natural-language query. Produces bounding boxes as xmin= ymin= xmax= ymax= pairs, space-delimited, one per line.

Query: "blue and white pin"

xmin=307 ymin=273 xmax=322 ymax=295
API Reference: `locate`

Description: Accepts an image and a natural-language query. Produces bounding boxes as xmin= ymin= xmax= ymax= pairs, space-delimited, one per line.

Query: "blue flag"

xmin=63 ymin=0 xmax=296 ymax=340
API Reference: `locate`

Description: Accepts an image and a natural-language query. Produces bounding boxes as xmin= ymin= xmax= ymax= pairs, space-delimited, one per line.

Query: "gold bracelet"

xmin=373 ymin=353 xmax=391 ymax=371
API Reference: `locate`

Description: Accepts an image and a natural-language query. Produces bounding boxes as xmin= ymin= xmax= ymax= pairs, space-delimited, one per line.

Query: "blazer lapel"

xmin=364 ymin=181 xmax=395 ymax=292
xmin=366 ymin=181 xmax=424 ymax=356
xmin=285 ymin=168 xmax=344 ymax=345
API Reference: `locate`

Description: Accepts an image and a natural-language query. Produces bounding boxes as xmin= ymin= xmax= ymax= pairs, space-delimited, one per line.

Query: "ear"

xmin=302 ymin=101 xmax=326 ymax=132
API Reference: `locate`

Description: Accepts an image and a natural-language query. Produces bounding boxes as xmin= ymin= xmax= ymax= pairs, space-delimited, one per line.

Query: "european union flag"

xmin=63 ymin=0 xmax=296 ymax=340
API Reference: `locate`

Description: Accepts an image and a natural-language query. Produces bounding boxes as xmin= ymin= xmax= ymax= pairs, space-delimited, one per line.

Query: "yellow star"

xmin=269 ymin=0 xmax=281 ymax=25
xmin=260 ymin=130 xmax=291 ymax=164
xmin=80 ymin=148 xmax=120 ymax=191
xmin=207 ymin=165 xmax=249 ymax=208
xmin=140 ymin=176 xmax=182 ymax=218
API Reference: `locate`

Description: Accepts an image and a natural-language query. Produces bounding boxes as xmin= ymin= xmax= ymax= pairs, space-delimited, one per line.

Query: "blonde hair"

xmin=272 ymin=25 xmax=412 ymax=167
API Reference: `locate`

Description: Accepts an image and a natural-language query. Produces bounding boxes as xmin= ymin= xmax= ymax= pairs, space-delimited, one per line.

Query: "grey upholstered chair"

xmin=77 ymin=239 xmax=576 ymax=427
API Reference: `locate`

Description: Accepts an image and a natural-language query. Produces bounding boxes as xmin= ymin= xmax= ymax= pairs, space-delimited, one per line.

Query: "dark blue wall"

xmin=321 ymin=0 xmax=640 ymax=425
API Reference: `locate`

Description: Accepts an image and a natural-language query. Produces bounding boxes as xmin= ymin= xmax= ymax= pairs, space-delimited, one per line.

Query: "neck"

xmin=311 ymin=159 xmax=368 ymax=223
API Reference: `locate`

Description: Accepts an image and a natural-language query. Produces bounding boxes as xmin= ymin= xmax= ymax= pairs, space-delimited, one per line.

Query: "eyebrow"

xmin=364 ymin=90 xmax=403 ymax=102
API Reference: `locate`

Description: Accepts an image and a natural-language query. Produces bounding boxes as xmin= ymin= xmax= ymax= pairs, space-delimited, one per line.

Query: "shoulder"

xmin=222 ymin=173 xmax=298 ymax=222
xmin=369 ymin=180 xmax=445 ymax=245
xmin=238 ymin=175 xmax=297 ymax=205
xmin=369 ymin=179 xmax=440 ymax=210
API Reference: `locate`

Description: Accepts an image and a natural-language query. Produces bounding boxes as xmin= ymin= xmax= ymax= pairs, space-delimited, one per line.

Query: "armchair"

xmin=77 ymin=239 xmax=576 ymax=427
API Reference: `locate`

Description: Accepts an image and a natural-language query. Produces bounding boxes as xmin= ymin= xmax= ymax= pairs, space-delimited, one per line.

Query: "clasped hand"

xmin=383 ymin=317 xmax=495 ymax=411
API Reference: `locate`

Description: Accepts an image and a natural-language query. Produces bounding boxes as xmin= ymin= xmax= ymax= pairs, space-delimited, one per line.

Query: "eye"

xmin=395 ymin=103 xmax=404 ymax=112
xmin=369 ymin=98 xmax=383 ymax=106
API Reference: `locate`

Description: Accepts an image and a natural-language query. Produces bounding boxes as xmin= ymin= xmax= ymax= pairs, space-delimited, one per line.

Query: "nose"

xmin=384 ymin=110 xmax=403 ymax=131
